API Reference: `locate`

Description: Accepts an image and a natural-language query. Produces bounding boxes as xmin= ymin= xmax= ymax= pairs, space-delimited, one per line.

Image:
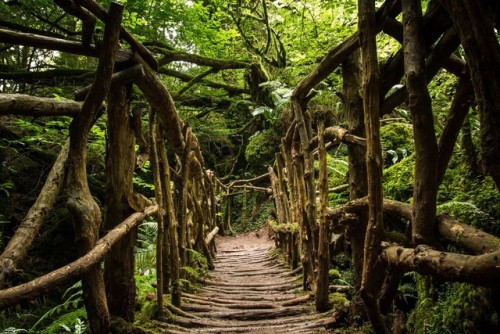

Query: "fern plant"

xmin=135 ymin=219 xmax=158 ymax=275
xmin=30 ymin=281 xmax=85 ymax=333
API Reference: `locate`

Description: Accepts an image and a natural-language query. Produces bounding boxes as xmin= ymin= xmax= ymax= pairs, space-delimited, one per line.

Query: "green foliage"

xmin=383 ymin=154 xmax=415 ymax=202
xmin=29 ymin=281 xmax=87 ymax=334
xmin=407 ymin=282 xmax=499 ymax=334
xmin=323 ymin=153 xmax=349 ymax=206
xmin=380 ymin=122 xmax=414 ymax=165
xmin=39 ymin=310 xmax=87 ymax=334
xmin=135 ymin=219 xmax=158 ymax=275
xmin=230 ymin=194 xmax=274 ymax=233
xmin=438 ymin=201 xmax=496 ymax=231
xmin=0 ymin=181 xmax=14 ymax=198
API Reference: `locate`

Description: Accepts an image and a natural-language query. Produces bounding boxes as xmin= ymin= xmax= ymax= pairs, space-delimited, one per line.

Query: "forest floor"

xmin=152 ymin=227 xmax=341 ymax=333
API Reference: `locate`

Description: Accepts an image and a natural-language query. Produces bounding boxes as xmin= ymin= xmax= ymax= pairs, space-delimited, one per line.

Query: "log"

xmin=382 ymin=245 xmax=500 ymax=288
xmin=329 ymin=285 xmax=351 ymax=293
xmin=192 ymin=306 xmax=309 ymax=321
xmin=201 ymin=226 xmax=217 ymax=247
xmin=0 ymin=94 xmax=82 ymax=116
xmin=310 ymin=126 xmax=367 ymax=148
xmin=0 ymin=205 xmax=158 ymax=310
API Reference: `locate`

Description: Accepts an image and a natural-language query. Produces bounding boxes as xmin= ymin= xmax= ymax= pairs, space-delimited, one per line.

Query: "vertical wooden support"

xmin=159 ymin=141 xmax=182 ymax=307
xmin=358 ymin=0 xmax=389 ymax=332
xmin=402 ymin=0 xmax=439 ymax=246
xmin=65 ymin=3 xmax=123 ymax=332
xmin=342 ymin=51 xmax=368 ymax=319
xmin=241 ymin=185 xmax=247 ymax=230
xmin=104 ymin=82 xmax=136 ymax=322
xmin=149 ymin=111 xmax=165 ymax=318
xmin=315 ymin=122 xmax=330 ymax=311
xmin=177 ymin=127 xmax=192 ymax=268
xmin=292 ymin=138 xmax=315 ymax=291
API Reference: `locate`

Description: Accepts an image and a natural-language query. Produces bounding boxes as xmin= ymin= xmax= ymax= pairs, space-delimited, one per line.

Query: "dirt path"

xmin=155 ymin=231 xmax=337 ymax=333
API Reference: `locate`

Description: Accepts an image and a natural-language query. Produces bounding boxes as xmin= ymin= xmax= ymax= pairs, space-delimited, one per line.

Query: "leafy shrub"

xmin=380 ymin=122 xmax=414 ymax=166
xmin=383 ymin=153 xmax=415 ymax=202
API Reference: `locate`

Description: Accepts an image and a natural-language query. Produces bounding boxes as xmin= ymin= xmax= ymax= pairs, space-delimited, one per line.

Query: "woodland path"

xmin=154 ymin=230 xmax=338 ymax=333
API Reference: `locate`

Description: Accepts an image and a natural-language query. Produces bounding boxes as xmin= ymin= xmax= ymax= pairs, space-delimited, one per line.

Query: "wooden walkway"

xmin=154 ymin=235 xmax=337 ymax=333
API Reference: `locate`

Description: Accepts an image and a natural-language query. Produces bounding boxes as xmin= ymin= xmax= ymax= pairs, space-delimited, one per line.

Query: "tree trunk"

xmin=104 ymin=83 xmax=136 ymax=322
xmin=440 ymin=0 xmax=500 ymax=190
xmin=437 ymin=72 xmax=475 ymax=185
xmin=358 ymin=0 xmax=389 ymax=333
xmin=0 ymin=93 xmax=82 ymax=116
xmin=403 ymin=0 xmax=439 ymax=246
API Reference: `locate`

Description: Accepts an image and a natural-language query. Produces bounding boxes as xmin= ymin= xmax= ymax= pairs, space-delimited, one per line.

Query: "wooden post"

xmin=358 ymin=0 xmax=389 ymax=333
xmin=149 ymin=111 xmax=165 ymax=318
xmin=158 ymin=140 xmax=182 ymax=307
xmin=403 ymin=0 xmax=439 ymax=246
xmin=315 ymin=121 xmax=330 ymax=311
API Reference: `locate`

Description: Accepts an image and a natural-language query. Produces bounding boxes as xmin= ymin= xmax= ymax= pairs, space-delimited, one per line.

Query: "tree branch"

xmin=382 ymin=245 xmax=500 ymax=288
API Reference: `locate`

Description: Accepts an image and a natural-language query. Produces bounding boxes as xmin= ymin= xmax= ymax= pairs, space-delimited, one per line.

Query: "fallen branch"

xmin=0 ymin=94 xmax=82 ymax=116
xmin=205 ymin=226 xmax=219 ymax=245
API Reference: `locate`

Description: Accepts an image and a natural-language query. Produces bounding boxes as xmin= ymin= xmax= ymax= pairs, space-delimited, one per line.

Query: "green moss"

xmin=329 ymin=292 xmax=350 ymax=311
xmin=268 ymin=219 xmax=299 ymax=234
xmin=328 ymin=269 xmax=341 ymax=280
